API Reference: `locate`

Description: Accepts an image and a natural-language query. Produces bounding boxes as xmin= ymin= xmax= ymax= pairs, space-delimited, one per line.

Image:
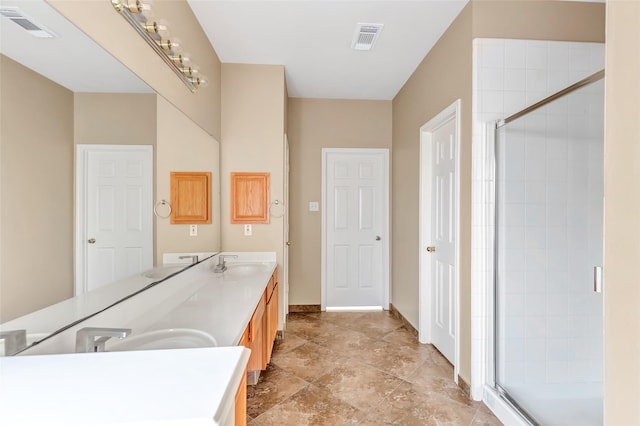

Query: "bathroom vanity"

xmin=0 ymin=252 xmax=279 ymax=425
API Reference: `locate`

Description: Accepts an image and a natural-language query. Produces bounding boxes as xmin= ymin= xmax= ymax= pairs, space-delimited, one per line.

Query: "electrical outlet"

xmin=189 ymin=224 xmax=198 ymax=236
xmin=244 ymin=224 xmax=252 ymax=236
xmin=309 ymin=201 xmax=319 ymax=212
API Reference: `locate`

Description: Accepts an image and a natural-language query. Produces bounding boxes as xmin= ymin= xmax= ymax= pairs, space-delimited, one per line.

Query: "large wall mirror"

xmin=0 ymin=0 xmax=221 ymax=353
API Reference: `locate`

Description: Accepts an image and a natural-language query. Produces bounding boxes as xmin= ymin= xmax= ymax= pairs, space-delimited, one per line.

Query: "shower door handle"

xmin=593 ymin=266 xmax=603 ymax=293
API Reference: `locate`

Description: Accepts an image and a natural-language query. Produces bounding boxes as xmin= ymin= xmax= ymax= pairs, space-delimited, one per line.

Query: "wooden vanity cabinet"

xmin=232 ymin=269 xmax=280 ymax=425
xmin=234 ymin=369 xmax=247 ymax=426
xmin=264 ymin=271 xmax=278 ymax=365
xmin=245 ymin=295 xmax=265 ymax=372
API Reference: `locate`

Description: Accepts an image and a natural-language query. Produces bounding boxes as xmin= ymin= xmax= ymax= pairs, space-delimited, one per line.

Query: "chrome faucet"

xmin=0 ymin=329 xmax=27 ymax=356
xmin=213 ymin=254 xmax=238 ymax=273
xmin=76 ymin=327 xmax=131 ymax=353
xmin=179 ymin=254 xmax=199 ymax=264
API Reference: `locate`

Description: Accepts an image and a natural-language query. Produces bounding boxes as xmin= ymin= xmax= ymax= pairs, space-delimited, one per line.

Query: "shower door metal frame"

xmin=491 ymin=69 xmax=605 ymax=426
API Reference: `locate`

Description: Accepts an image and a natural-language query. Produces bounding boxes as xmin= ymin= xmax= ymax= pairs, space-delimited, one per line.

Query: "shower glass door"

xmin=494 ymin=77 xmax=604 ymax=425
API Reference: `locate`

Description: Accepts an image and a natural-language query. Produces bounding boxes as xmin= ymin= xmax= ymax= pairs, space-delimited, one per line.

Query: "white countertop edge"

xmin=0 ymin=346 xmax=251 ymax=425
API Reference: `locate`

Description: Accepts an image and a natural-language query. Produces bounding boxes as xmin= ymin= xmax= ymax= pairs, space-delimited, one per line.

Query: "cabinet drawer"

xmin=266 ymin=270 xmax=278 ymax=303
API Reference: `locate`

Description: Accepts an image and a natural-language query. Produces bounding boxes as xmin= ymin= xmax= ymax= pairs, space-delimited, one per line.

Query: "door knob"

xmin=375 ymin=235 xmax=381 ymax=241
xmin=426 ymin=246 xmax=436 ymax=252
xmin=286 ymin=241 xmax=291 ymax=246
xmin=88 ymin=238 xmax=96 ymax=244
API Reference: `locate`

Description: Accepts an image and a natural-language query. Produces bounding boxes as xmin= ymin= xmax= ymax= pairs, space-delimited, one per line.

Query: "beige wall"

xmin=471 ymin=0 xmax=605 ymax=41
xmin=286 ymin=98 xmax=392 ymax=305
xmin=0 ymin=55 xmax=74 ymax=322
xmin=156 ymin=96 xmax=221 ymax=264
xmin=392 ymin=4 xmax=473 ymax=375
xmin=604 ymin=1 xmax=640 ymax=423
xmin=74 ymin=93 xmax=157 ymax=146
xmin=221 ymin=63 xmax=286 ymax=322
xmin=391 ymin=0 xmax=605 ymax=384
xmin=47 ymin=0 xmax=222 ymax=140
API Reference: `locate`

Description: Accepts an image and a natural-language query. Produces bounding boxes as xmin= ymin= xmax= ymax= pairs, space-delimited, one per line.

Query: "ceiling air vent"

xmin=351 ymin=23 xmax=383 ymax=51
xmin=0 ymin=7 xmax=56 ymax=38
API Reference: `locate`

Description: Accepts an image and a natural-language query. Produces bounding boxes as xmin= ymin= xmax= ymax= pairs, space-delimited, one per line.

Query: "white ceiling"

xmin=188 ymin=0 xmax=469 ymax=100
xmin=0 ymin=0 xmax=151 ymax=93
xmin=0 ymin=1 xmax=604 ymax=99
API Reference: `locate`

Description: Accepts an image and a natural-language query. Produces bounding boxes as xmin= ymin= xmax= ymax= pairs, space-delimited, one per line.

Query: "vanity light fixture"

xmin=111 ymin=0 xmax=206 ymax=92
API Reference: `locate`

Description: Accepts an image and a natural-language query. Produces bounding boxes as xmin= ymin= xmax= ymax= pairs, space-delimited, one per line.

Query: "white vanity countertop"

xmin=0 ymin=346 xmax=250 ymax=425
xmin=0 ymin=252 xmax=277 ymax=425
xmin=131 ymin=252 xmax=278 ymax=347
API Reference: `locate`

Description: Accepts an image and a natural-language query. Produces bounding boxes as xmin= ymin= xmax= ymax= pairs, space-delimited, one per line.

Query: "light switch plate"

xmin=309 ymin=201 xmax=319 ymax=212
xmin=189 ymin=224 xmax=198 ymax=236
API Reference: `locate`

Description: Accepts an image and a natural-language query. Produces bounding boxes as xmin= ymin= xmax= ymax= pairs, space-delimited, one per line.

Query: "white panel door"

xmin=86 ymin=148 xmax=153 ymax=292
xmin=325 ymin=150 xmax=388 ymax=308
xmin=429 ymin=117 xmax=457 ymax=363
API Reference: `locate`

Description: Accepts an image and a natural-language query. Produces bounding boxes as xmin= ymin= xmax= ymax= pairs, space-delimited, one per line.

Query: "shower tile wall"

xmin=472 ymin=39 xmax=604 ymax=386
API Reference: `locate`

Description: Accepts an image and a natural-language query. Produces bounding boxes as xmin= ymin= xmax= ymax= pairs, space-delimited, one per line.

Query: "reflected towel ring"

xmin=269 ymin=199 xmax=285 ymax=219
xmin=154 ymin=199 xmax=172 ymax=219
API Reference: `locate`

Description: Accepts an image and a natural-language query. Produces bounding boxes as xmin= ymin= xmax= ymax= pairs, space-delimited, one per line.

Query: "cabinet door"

xmin=247 ymin=296 xmax=265 ymax=371
xmin=234 ymin=368 xmax=247 ymax=426
xmin=170 ymin=172 xmax=211 ymax=224
xmin=230 ymin=172 xmax=270 ymax=224
xmin=238 ymin=326 xmax=249 ymax=348
xmin=266 ymin=283 xmax=278 ymax=363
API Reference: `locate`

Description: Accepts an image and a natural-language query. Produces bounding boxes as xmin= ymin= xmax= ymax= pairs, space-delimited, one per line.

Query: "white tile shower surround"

xmin=470 ymin=38 xmax=605 ymax=423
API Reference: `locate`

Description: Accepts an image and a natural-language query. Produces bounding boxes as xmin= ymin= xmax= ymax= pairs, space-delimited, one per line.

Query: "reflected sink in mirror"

xmin=222 ymin=263 xmax=271 ymax=277
xmin=142 ymin=265 xmax=187 ymax=280
xmin=107 ymin=328 xmax=217 ymax=351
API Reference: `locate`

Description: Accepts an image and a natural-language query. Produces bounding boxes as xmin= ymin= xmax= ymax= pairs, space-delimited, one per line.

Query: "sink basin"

xmin=142 ymin=265 xmax=186 ymax=280
xmin=107 ymin=328 xmax=217 ymax=351
xmin=223 ymin=262 xmax=271 ymax=276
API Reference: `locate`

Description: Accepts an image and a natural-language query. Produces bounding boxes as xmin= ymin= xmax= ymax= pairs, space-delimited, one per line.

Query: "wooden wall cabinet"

xmin=170 ymin=172 xmax=211 ymax=224
xmin=230 ymin=172 xmax=270 ymax=224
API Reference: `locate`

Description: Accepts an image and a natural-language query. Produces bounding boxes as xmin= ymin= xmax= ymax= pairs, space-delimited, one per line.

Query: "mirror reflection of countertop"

xmin=0 ymin=252 xmax=217 ymax=350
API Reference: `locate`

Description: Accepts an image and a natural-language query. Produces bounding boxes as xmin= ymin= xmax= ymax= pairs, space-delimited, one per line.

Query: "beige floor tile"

xmin=246 ymin=364 xmax=309 ymax=419
xmin=344 ymin=311 xmax=404 ymax=338
xmin=471 ymin=405 xmax=505 ymax=426
xmin=313 ymin=359 xmax=404 ymax=411
xmin=405 ymin=360 xmax=475 ymax=409
xmin=358 ymin=338 xmax=433 ymax=380
xmin=272 ymin=332 xmax=307 ymax=354
xmin=316 ymin=311 xmax=366 ymax=326
xmin=284 ymin=318 xmax=344 ymax=343
xmin=270 ymin=341 xmax=344 ymax=382
xmin=367 ymin=381 xmax=478 ymax=425
xmin=311 ymin=326 xmax=376 ymax=356
xmin=247 ymin=312 xmax=502 ymax=426
xmin=249 ymin=384 xmax=364 ymax=426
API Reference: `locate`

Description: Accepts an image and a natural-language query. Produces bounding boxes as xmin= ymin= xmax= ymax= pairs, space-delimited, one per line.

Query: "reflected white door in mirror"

xmin=75 ymin=145 xmax=153 ymax=295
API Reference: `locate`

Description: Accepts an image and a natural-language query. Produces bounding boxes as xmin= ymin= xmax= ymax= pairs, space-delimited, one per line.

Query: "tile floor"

xmin=247 ymin=311 xmax=502 ymax=425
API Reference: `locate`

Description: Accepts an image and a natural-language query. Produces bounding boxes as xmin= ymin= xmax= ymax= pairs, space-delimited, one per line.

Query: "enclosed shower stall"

xmin=493 ymin=71 xmax=604 ymax=425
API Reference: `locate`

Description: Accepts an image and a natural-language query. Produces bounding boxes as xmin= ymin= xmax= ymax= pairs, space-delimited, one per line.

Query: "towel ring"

xmin=269 ymin=199 xmax=285 ymax=219
xmin=154 ymin=200 xmax=172 ymax=219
